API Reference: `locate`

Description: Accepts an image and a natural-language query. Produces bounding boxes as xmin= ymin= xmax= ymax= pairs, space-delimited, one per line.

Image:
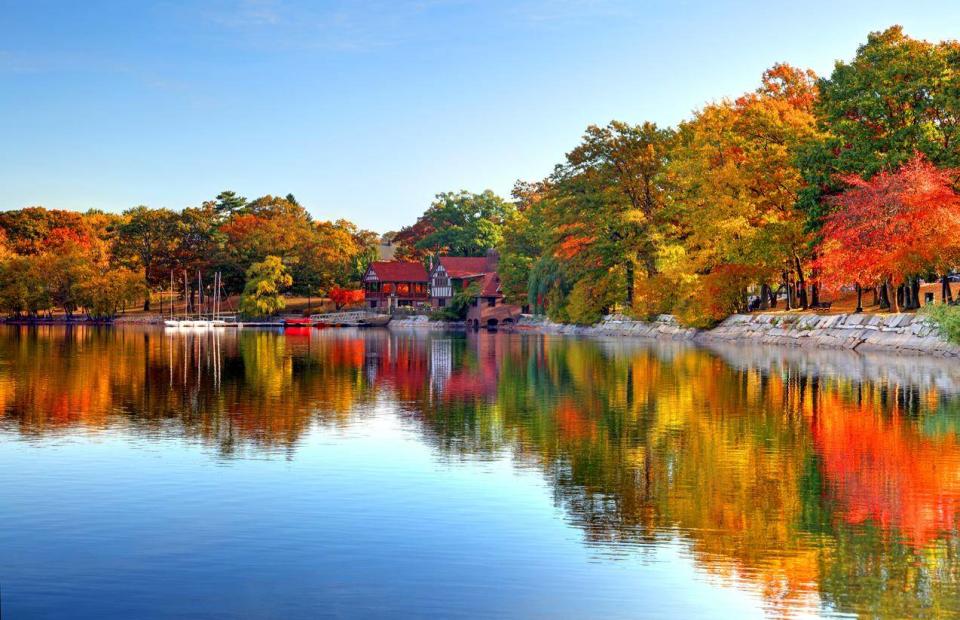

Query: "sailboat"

xmin=166 ymin=271 xmax=216 ymax=328
xmin=164 ymin=271 xmax=182 ymax=328
xmin=209 ymin=272 xmax=226 ymax=328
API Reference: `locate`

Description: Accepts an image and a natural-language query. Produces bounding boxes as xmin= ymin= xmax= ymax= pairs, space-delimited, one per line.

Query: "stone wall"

xmin=512 ymin=312 xmax=960 ymax=357
xmin=700 ymin=312 xmax=960 ymax=356
xmin=389 ymin=315 xmax=466 ymax=330
xmin=516 ymin=313 xmax=699 ymax=340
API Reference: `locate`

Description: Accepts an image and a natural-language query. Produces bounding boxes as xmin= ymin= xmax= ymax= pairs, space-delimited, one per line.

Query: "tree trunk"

xmin=768 ymin=286 xmax=778 ymax=308
xmin=760 ymin=284 xmax=771 ymax=310
xmin=855 ymin=283 xmax=863 ymax=313
xmin=888 ymin=280 xmax=900 ymax=313
xmin=942 ymin=274 xmax=954 ymax=304
xmin=625 ymin=262 xmax=634 ymax=307
xmin=794 ymin=256 xmax=808 ymax=309
xmin=872 ymin=286 xmax=879 ymax=307
xmin=897 ymin=284 xmax=905 ymax=310
xmin=143 ymin=294 xmax=151 ymax=312
xmin=878 ymin=282 xmax=890 ymax=309
xmin=912 ymin=278 xmax=921 ymax=309
xmin=811 ymin=281 xmax=820 ymax=308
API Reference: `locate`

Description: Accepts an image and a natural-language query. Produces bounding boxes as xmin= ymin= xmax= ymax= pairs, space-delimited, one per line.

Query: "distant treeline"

xmin=0 ymin=192 xmax=378 ymax=318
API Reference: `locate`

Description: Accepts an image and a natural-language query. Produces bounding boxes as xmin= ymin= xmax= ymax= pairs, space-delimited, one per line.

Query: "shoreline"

xmin=9 ymin=311 xmax=960 ymax=358
xmin=511 ymin=312 xmax=960 ymax=358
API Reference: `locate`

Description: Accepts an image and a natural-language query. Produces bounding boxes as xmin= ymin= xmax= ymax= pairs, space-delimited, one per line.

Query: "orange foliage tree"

xmin=328 ymin=286 xmax=365 ymax=310
xmin=817 ymin=154 xmax=960 ymax=311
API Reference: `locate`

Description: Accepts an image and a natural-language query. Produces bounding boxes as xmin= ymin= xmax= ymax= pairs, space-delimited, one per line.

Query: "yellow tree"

xmin=658 ymin=64 xmax=823 ymax=324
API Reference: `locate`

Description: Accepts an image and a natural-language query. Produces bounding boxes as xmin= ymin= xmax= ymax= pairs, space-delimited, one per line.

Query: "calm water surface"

xmin=2 ymin=326 xmax=960 ymax=618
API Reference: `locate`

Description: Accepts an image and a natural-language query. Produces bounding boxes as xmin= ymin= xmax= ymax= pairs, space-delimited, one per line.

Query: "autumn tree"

xmin=545 ymin=121 xmax=675 ymax=316
xmin=239 ymin=255 xmax=293 ymax=317
xmin=328 ymin=286 xmax=365 ymax=310
xmin=655 ymin=64 xmax=821 ymax=323
xmin=0 ymin=207 xmax=93 ymax=255
xmin=114 ymin=206 xmax=181 ymax=309
xmin=817 ymin=154 xmax=960 ymax=312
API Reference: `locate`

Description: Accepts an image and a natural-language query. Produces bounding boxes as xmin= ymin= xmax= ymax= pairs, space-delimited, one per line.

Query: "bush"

xmin=921 ymin=304 xmax=960 ymax=344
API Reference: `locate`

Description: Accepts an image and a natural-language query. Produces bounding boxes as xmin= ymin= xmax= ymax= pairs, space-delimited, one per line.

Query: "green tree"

xmin=399 ymin=190 xmax=515 ymax=257
xmin=799 ymin=26 xmax=960 ymax=225
xmin=239 ymin=256 xmax=293 ymax=317
xmin=214 ymin=190 xmax=248 ymax=216
xmin=499 ymin=182 xmax=550 ymax=307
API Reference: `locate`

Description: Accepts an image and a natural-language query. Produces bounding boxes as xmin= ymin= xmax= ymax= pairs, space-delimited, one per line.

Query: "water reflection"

xmin=2 ymin=325 xmax=960 ymax=617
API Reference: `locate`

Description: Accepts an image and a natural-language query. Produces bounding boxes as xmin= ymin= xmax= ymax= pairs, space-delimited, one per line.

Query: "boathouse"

xmin=363 ymin=261 xmax=429 ymax=310
xmin=429 ymin=251 xmax=522 ymax=328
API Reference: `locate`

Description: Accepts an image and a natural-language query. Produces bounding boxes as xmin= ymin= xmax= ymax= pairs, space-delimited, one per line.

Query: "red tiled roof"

xmin=437 ymin=256 xmax=490 ymax=278
xmin=367 ymin=261 xmax=428 ymax=282
xmin=479 ymin=272 xmax=502 ymax=297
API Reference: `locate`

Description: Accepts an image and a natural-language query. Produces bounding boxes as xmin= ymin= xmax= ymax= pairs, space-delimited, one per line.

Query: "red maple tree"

xmin=817 ymin=154 xmax=960 ymax=311
xmin=328 ymin=286 xmax=365 ymax=310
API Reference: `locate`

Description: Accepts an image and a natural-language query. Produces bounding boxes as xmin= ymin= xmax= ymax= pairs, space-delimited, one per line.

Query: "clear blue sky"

xmin=2 ymin=1 xmax=959 ymax=233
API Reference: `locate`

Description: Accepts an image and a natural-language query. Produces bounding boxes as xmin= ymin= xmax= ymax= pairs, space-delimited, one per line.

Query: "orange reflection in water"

xmin=812 ymin=388 xmax=960 ymax=546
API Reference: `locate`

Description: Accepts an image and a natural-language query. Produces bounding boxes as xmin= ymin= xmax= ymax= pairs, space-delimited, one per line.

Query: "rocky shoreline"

xmin=508 ymin=312 xmax=960 ymax=357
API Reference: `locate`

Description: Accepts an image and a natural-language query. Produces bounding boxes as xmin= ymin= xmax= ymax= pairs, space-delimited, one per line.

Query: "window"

xmin=382 ymin=283 xmax=394 ymax=294
xmin=397 ymin=283 xmax=410 ymax=296
xmin=438 ymin=298 xmax=446 ymax=308
xmin=370 ymin=300 xmax=378 ymax=308
xmin=487 ymin=297 xmax=496 ymax=307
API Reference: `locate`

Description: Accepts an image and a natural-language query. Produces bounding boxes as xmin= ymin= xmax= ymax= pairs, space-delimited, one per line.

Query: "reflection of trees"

xmin=406 ymin=336 xmax=960 ymax=617
xmin=0 ymin=327 xmax=379 ymax=455
xmin=4 ymin=327 xmax=960 ymax=615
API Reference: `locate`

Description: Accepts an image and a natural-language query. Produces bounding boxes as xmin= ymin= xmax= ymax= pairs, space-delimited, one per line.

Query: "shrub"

xmin=921 ymin=304 xmax=960 ymax=344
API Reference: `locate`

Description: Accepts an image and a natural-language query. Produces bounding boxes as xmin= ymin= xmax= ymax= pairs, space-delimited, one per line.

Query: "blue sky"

xmin=2 ymin=1 xmax=959 ymax=232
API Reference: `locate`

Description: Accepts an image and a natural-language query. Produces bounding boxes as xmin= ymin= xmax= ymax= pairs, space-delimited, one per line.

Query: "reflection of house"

xmin=428 ymin=251 xmax=521 ymax=329
xmin=363 ymin=261 xmax=429 ymax=310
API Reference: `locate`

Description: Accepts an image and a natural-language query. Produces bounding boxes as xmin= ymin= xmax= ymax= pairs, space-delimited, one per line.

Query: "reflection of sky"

xmin=1 ymin=403 xmax=773 ymax=619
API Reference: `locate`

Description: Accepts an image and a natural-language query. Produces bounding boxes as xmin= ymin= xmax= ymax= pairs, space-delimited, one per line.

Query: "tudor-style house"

xmin=362 ymin=261 xmax=429 ymax=310
xmin=429 ymin=251 xmax=522 ymax=328
xmin=429 ymin=256 xmax=491 ymax=308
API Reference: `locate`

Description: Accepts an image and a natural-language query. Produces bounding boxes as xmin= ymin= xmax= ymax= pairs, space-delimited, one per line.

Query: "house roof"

xmin=367 ymin=261 xmax=428 ymax=282
xmin=479 ymin=272 xmax=502 ymax=297
xmin=436 ymin=256 xmax=493 ymax=279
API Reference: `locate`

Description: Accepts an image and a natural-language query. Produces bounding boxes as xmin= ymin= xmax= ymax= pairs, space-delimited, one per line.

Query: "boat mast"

xmin=197 ymin=270 xmax=203 ymax=320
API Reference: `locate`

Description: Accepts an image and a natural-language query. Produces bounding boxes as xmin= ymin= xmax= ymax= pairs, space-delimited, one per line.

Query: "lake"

xmin=1 ymin=326 xmax=959 ymax=618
